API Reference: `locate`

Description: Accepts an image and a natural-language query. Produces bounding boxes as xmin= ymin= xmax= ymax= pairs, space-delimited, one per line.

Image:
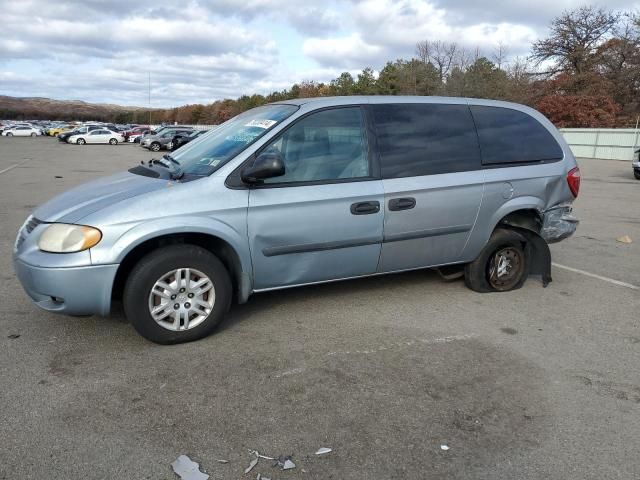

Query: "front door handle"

xmin=389 ymin=197 xmax=416 ymax=211
xmin=350 ymin=201 xmax=380 ymax=215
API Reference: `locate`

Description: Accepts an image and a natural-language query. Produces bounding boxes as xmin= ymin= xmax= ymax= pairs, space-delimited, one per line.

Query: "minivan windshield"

xmin=171 ymin=104 xmax=298 ymax=176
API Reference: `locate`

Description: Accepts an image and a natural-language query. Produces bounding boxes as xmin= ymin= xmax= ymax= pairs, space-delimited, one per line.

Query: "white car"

xmin=68 ymin=129 xmax=125 ymax=145
xmin=3 ymin=126 xmax=42 ymax=137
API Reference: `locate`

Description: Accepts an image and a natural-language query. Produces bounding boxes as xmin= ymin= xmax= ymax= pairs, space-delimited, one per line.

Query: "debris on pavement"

xmin=7 ymin=334 xmax=20 ymax=339
xmin=245 ymin=449 xmax=278 ymax=474
xmin=440 ymin=444 xmax=450 ymax=451
xmin=275 ymin=455 xmax=296 ymax=470
xmin=171 ymin=455 xmax=209 ymax=480
xmin=253 ymin=451 xmax=275 ymax=460
xmin=256 ymin=474 xmax=271 ymax=480
xmin=216 ymin=459 xmax=228 ymax=464
xmin=616 ymin=235 xmax=633 ymax=244
xmin=244 ymin=452 xmax=259 ymax=474
xmin=315 ymin=447 xmax=332 ymax=455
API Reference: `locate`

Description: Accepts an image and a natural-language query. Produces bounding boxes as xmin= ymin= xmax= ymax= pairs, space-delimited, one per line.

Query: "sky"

xmin=0 ymin=0 xmax=635 ymax=108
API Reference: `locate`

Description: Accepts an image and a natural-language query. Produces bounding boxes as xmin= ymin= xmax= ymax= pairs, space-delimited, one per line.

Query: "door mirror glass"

xmin=241 ymin=151 xmax=285 ymax=184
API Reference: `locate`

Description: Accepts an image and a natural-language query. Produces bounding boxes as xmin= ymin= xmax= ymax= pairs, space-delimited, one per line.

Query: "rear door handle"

xmin=350 ymin=201 xmax=380 ymax=215
xmin=388 ymin=197 xmax=416 ymax=211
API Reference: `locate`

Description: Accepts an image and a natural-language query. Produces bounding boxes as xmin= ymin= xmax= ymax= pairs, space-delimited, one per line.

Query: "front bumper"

xmin=541 ymin=205 xmax=579 ymax=244
xmin=13 ymin=258 xmax=118 ymax=316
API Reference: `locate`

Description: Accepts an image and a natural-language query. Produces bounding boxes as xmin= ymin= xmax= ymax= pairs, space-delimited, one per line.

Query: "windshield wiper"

xmin=147 ymin=155 xmax=183 ymax=180
xmin=163 ymin=153 xmax=180 ymax=166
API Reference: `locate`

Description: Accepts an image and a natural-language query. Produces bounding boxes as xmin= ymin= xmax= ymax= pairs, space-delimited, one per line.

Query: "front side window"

xmin=372 ymin=103 xmax=481 ymax=178
xmin=262 ymin=107 xmax=370 ymax=184
xmin=170 ymin=104 xmax=298 ymax=176
xmin=470 ymin=106 xmax=563 ymax=165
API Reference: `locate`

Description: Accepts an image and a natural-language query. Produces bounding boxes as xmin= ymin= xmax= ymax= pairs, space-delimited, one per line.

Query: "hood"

xmin=33 ymin=170 xmax=168 ymax=223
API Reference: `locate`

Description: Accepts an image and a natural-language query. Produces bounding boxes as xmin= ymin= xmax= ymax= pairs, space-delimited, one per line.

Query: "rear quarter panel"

xmin=462 ymin=160 xmax=572 ymax=262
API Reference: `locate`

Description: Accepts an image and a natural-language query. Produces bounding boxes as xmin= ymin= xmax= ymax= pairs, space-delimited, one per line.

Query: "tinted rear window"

xmin=470 ymin=106 xmax=563 ymax=165
xmin=372 ymin=103 xmax=481 ymax=178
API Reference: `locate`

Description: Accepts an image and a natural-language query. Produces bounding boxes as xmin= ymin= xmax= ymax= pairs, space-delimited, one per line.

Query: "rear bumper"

xmin=13 ymin=258 xmax=118 ymax=316
xmin=541 ymin=205 xmax=578 ymax=244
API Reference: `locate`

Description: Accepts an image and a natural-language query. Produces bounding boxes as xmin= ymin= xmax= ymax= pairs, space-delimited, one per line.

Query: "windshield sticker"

xmin=199 ymin=157 xmax=224 ymax=166
xmin=244 ymin=119 xmax=277 ymax=129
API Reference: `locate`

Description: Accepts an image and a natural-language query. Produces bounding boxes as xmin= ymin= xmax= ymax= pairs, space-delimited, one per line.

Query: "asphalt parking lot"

xmin=1 ymin=137 xmax=639 ymax=479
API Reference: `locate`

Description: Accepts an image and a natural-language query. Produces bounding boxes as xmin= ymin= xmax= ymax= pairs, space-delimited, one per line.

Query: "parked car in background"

xmin=58 ymin=125 xmax=103 ymax=142
xmin=2 ymin=126 xmax=42 ymax=137
xmin=168 ymin=130 xmax=208 ymax=150
xmin=13 ymin=97 xmax=580 ymax=344
xmin=138 ymin=126 xmax=192 ymax=143
xmin=129 ymin=130 xmax=150 ymax=143
xmin=68 ymin=129 xmax=124 ymax=145
xmin=58 ymin=128 xmax=82 ymax=142
xmin=48 ymin=125 xmax=74 ymax=136
xmin=633 ymin=149 xmax=640 ymax=180
xmin=141 ymin=127 xmax=194 ymax=151
xmin=123 ymin=126 xmax=149 ymax=142
xmin=3 ymin=122 xmax=34 ymax=132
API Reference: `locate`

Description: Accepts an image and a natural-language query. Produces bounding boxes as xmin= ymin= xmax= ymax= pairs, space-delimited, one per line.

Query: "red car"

xmin=123 ymin=126 xmax=149 ymax=142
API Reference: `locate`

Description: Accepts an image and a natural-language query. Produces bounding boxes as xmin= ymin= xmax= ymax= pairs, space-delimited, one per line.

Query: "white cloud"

xmin=0 ymin=0 xmax=634 ymax=107
xmin=304 ymin=0 xmax=539 ymax=69
xmin=303 ymin=34 xmax=383 ymax=68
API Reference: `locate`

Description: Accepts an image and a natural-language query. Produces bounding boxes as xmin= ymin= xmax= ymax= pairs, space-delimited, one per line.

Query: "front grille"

xmin=25 ymin=216 xmax=42 ymax=234
xmin=15 ymin=216 xmax=43 ymax=251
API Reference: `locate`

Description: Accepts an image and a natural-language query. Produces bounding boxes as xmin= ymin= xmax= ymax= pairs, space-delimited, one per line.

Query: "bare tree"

xmin=455 ymin=46 xmax=474 ymax=70
xmin=416 ymin=40 xmax=458 ymax=82
xmin=531 ymin=6 xmax=620 ymax=75
xmin=492 ymin=42 xmax=509 ymax=70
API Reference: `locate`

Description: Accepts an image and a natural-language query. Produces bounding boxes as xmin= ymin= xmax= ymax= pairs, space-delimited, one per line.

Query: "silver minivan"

xmin=13 ymin=96 xmax=580 ymax=344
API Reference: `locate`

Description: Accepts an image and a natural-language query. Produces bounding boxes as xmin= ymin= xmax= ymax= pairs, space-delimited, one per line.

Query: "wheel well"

xmin=111 ymin=233 xmax=243 ymax=303
xmin=497 ymin=209 xmax=542 ymax=234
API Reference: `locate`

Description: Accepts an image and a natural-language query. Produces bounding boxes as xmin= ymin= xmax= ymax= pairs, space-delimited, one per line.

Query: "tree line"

xmin=7 ymin=6 xmax=640 ymax=128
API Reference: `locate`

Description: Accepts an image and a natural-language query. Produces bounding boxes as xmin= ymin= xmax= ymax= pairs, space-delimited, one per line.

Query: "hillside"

xmin=0 ymin=95 xmax=153 ymax=122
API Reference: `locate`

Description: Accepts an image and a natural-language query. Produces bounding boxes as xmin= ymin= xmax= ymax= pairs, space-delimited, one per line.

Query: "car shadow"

xmin=217 ymin=268 xmax=453 ymax=332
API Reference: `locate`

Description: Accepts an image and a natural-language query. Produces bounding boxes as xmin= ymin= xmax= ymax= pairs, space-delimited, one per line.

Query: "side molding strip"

xmin=383 ymin=225 xmax=472 ymax=243
xmin=262 ymin=237 xmax=381 ymax=257
xmin=262 ymin=225 xmax=472 ymax=257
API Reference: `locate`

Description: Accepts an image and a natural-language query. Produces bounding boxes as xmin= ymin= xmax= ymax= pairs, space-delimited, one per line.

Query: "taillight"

xmin=567 ymin=166 xmax=580 ymax=197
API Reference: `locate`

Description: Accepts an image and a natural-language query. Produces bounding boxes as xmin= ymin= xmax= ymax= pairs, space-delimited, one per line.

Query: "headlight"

xmin=38 ymin=224 xmax=102 ymax=253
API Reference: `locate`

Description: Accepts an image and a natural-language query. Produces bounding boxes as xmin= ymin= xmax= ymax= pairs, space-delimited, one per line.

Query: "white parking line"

xmin=552 ymin=262 xmax=639 ymax=290
xmin=0 ymin=158 xmax=31 ymax=175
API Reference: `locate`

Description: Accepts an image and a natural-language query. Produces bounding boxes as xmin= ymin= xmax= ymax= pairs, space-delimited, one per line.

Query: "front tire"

xmin=464 ymin=228 xmax=529 ymax=293
xmin=31 ymin=132 xmax=37 ymax=137
xmin=634 ymin=169 xmax=640 ymax=180
xmin=6 ymin=132 xmax=12 ymax=137
xmin=77 ymin=138 xmax=86 ymax=145
xmin=150 ymin=142 xmax=161 ymax=152
xmin=123 ymin=245 xmax=232 ymax=344
xmin=109 ymin=138 xmax=118 ymax=145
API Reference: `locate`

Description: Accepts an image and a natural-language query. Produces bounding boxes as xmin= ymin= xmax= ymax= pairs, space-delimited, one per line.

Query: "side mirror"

xmin=241 ymin=151 xmax=285 ymax=184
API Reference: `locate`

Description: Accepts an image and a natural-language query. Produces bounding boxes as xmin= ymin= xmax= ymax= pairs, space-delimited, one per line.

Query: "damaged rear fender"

xmin=502 ymin=225 xmax=552 ymax=287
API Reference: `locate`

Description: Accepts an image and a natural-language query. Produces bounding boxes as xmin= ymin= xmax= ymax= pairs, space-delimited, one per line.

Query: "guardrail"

xmin=560 ymin=128 xmax=640 ymax=161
